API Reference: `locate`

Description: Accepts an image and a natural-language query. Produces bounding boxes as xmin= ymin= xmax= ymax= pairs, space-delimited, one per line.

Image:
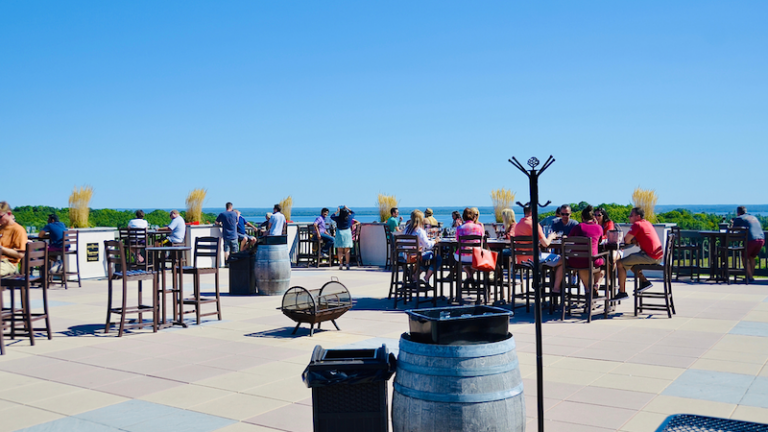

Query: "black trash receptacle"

xmin=228 ymin=250 xmax=257 ymax=295
xmin=302 ymin=344 xmax=396 ymax=432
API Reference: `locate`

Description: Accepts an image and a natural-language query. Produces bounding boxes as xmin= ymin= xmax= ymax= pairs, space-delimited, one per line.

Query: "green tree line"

xmin=11 ymin=206 xmax=217 ymax=229
xmin=537 ymin=203 xmax=768 ymax=230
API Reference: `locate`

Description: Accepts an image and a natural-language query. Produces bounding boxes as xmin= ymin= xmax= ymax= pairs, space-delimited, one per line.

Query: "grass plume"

xmin=185 ymin=188 xmax=207 ymax=223
xmin=632 ymin=187 xmax=658 ymax=223
xmin=491 ymin=188 xmax=515 ymax=223
xmin=68 ymin=185 xmax=93 ymax=228
xmin=377 ymin=194 xmax=398 ymax=222
xmin=279 ymin=196 xmax=293 ymax=222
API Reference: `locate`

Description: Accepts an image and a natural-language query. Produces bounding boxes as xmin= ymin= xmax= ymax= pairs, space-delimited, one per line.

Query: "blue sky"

xmin=2 ymin=1 xmax=766 ymax=209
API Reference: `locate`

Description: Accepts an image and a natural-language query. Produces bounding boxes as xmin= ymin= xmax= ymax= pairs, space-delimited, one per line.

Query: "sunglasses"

xmin=561 ymin=213 xmax=571 ymax=216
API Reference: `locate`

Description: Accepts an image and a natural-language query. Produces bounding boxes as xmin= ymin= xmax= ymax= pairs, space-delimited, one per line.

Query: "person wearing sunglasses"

xmin=551 ymin=204 xmax=578 ymax=236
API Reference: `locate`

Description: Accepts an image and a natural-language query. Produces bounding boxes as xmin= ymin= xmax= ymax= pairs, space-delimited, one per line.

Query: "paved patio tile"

xmin=642 ymin=395 xmax=735 ymax=417
xmin=0 ymin=381 xmax=82 ymax=404
xmin=243 ymin=403 xmax=312 ymax=432
xmin=619 ymin=411 xmax=669 ymax=432
xmin=627 ymin=351 xmax=698 ymax=369
xmin=731 ymin=405 xmax=768 ymax=423
xmin=140 ymin=384 xmax=232 ymax=409
xmin=27 ymin=389 xmax=127 ymax=416
xmin=93 ymin=375 xmax=186 ymax=398
xmin=731 ymin=321 xmax=768 ymax=337
xmin=189 ymin=393 xmax=288 ymax=421
xmin=149 ymin=364 xmax=231 ymax=383
xmin=567 ymin=386 xmax=655 ymax=410
xmin=544 ymin=400 xmax=637 ymax=429
xmin=663 ymin=369 xmax=755 ymax=404
xmin=55 ymin=367 xmax=139 ymax=389
xmin=0 ymin=404 xmax=64 ymax=432
xmin=16 ymin=416 xmax=123 ymax=432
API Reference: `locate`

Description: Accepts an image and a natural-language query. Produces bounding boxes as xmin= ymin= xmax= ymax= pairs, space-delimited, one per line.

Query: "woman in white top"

xmin=127 ymin=209 xmax=149 ymax=229
xmin=404 ymin=210 xmax=442 ymax=283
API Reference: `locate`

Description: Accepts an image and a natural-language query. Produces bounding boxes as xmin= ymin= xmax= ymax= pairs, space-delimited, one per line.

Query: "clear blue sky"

xmin=2 ymin=1 xmax=766 ymax=210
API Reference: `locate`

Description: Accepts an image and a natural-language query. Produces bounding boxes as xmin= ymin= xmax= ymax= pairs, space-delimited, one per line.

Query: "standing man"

xmin=387 ymin=207 xmax=402 ymax=233
xmin=551 ymin=205 xmax=578 ymax=236
xmin=235 ymin=209 xmax=258 ymax=251
xmin=158 ymin=210 xmax=186 ymax=246
xmin=313 ymin=208 xmax=334 ymax=258
xmin=0 ymin=201 xmax=27 ymax=276
xmin=732 ymin=206 xmax=765 ymax=282
xmin=216 ymin=202 xmax=240 ymax=260
xmin=615 ymin=207 xmax=663 ymax=301
xmin=267 ymin=204 xmax=286 ymax=236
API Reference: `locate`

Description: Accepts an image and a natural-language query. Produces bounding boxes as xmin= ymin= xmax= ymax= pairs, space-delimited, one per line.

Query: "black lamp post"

xmin=509 ymin=155 xmax=555 ymax=432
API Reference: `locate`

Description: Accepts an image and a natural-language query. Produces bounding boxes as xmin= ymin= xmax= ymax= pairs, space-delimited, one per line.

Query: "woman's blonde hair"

xmin=0 ymin=201 xmax=10 ymax=215
xmin=406 ymin=209 xmax=425 ymax=234
xmin=471 ymin=207 xmax=480 ymax=223
xmin=501 ymin=208 xmax=516 ymax=230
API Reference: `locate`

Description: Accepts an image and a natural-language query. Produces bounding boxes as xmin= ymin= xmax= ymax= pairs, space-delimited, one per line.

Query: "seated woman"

xmin=500 ymin=208 xmax=516 ymax=259
xmin=403 ymin=210 xmax=441 ymax=284
xmin=595 ymin=207 xmax=616 ymax=242
xmin=561 ymin=206 xmax=605 ymax=297
xmin=453 ymin=207 xmax=486 ymax=286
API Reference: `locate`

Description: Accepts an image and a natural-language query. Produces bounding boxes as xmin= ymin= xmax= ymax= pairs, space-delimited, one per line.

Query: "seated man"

xmin=541 ymin=206 xmax=561 ymax=230
xmin=615 ymin=207 xmax=663 ymax=301
xmin=732 ymin=206 xmax=765 ymax=282
xmin=551 ymin=204 xmax=578 ymax=236
xmin=235 ymin=209 xmax=258 ymax=251
xmin=128 ymin=210 xmax=149 ymax=229
xmin=259 ymin=213 xmax=272 ymax=236
xmin=39 ymin=213 xmax=67 ymax=252
xmin=157 ymin=210 xmax=186 ymax=246
xmin=387 ymin=207 xmax=403 ymax=233
xmin=216 ymin=202 xmax=239 ymax=260
xmin=0 ymin=201 xmax=28 ymax=276
xmin=313 ymin=208 xmax=334 ymax=258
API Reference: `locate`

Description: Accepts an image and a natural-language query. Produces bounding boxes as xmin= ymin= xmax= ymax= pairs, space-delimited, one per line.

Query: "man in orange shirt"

xmin=615 ymin=207 xmax=663 ymax=301
xmin=0 ymin=201 xmax=28 ymax=276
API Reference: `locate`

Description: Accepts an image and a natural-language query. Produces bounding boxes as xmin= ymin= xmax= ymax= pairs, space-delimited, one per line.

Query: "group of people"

xmin=214 ymin=203 xmax=288 ymax=261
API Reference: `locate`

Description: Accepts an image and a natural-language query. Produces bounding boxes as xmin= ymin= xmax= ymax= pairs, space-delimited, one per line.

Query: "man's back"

xmin=733 ymin=214 xmax=765 ymax=241
xmin=127 ymin=218 xmax=148 ymax=229
xmin=269 ymin=212 xmax=286 ymax=236
xmin=630 ymin=219 xmax=662 ymax=259
xmin=168 ymin=217 xmax=186 ymax=243
xmin=217 ymin=211 xmax=239 ymax=240
xmin=43 ymin=221 xmax=67 ymax=248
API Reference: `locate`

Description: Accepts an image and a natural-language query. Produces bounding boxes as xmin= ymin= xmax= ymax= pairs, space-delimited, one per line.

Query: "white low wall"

xmin=66 ymin=227 xmax=119 ymax=279
xmin=616 ymin=223 xmax=675 ymax=278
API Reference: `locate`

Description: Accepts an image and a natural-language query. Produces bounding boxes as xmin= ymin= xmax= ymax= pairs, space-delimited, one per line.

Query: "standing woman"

xmin=331 ymin=206 xmax=355 ymax=270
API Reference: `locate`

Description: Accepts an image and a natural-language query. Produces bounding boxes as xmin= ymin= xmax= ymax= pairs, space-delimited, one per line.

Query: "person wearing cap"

xmin=424 ymin=208 xmax=439 ymax=227
xmin=732 ymin=206 xmax=765 ymax=282
xmin=0 ymin=201 xmax=28 ymax=276
xmin=39 ymin=213 xmax=67 ymax=252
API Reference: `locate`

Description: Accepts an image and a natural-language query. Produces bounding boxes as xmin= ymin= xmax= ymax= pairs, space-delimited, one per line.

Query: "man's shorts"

xmin=0 ymin=259 xmax=19 ymax=277
xmin=747 ymin=239 xmax=765 ymax=258
xmin=223 ymin=238 xmax=239 ymax=254
xmin=238 ymin=233 xmax=255 ymax=242
xmin=619 ymin=250 xmax=661 ymax=270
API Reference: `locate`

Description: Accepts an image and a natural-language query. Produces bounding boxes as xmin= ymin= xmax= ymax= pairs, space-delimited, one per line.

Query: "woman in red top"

xmin=594 ymin=207 xmax=615 ymax=241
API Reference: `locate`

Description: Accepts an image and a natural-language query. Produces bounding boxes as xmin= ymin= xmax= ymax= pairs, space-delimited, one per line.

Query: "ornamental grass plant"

xmin=68 ymin=185 xmax=93 ymax=228
xmin=377 ymin=194 xmax=398 ymax=222
xmin=491 ymin=188 xmax=515 ymax=223
xmin=185 ymin=188 xmax=207 ymax=223
xmin=279 ymin=196 xmax=293 ymax=222
xmin=632 ymin=187 xmax=658 ymax=223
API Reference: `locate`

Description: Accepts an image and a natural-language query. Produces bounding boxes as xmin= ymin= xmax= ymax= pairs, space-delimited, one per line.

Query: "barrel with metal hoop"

xmin=392 ymin=333 xmax=525 ymax=432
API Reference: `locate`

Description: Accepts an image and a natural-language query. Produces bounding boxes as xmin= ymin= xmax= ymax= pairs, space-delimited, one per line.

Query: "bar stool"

xmin=671 ymin=226 xmax=701 ymax=282
xmin=181 ymin=237 xmax=222 ymax=325
xmin=2 ymin=241 xmax=52 ymax=346
xmin=104 ymin=240 xmax=158 ymax=337
xmin=49 ymin=230 xmax=81 ymax=289
xmin=634 ymin=234 xmax=676 ymax=318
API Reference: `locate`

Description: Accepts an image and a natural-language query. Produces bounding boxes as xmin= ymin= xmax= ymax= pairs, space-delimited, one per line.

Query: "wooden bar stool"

xmin=181 ymin=237 xmax=222 ymax=325
xmin=2 ymin=241 xmax=52 ymax=346
xmin=104 ymin=240 xmax=158 ymax=337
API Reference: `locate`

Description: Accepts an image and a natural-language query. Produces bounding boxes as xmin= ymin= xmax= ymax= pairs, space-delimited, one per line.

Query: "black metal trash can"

xmin=302 ymin=344 xmax=396 ymax=432
xmin=228 ymin=250 xmax=257 ymax=295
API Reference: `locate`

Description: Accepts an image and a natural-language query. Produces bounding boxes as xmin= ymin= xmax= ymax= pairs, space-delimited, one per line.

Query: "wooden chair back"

xmin=104 ymin=240 xmax=126 ymax=279
xmin=193 ymin=237 xmax=220 ymax=269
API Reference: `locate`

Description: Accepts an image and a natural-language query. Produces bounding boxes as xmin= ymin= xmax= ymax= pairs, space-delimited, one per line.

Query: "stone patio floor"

xmin=2 ymin=267 xmax=768 ymax=431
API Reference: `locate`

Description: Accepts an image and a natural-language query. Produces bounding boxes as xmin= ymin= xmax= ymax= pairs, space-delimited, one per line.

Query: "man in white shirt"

xmin=127 ymin=210 xmax=149 ymax=229
xmin=158 ymin=210 xmax=186 ymax=245
xmin=267 ymin=204 xmax=286 ymax=236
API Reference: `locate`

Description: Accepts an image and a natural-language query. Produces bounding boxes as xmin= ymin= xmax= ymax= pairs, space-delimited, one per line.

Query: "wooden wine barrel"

xmin=255 ymin=241 xmax=291 ymax=296
xmin=392 ymin=334 xmax=525 ymax=432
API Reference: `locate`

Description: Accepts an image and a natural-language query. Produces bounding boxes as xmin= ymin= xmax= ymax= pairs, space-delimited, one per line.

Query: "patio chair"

xmin=719 ymin=227 xmax=749 ymax=285
xmin=671 ymin=226 xmax=701 ymax=282
xmin=48 ymin=230 xmax=81 ymax=289
xmin=2 ymin=241 xmax=52 ymax=346
xmin=181 ymin=237 xmax=222 ymax=325
xmin=104 ymin=240 xmax=158 ymax=337
xmin=391 ymin=235 xmax=436 ymax=308
xmin=560 ymin=236 xmax=610 ymax=322
xmin=455 ymin=234 xmax=490 ymax=304
xmin=634 ymin=233 xmax=676 ymax=318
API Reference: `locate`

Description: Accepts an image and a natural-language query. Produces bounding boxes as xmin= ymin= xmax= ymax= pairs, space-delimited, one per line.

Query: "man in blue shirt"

xmin=313 ymin=208 xmax=334 ymax=257
xmin=216 ymin=202 xmax=240 ymax=260
xmin=159 ymin=210 xmax=185 ymax=245
xmin=39 ymin=214 xmax=67 ymax=252
xmin=732 ymin=206 xmax=766 ymax=282
xmin=551 ymin=204 xmax=579 ymax=236
xmin=235 ymin=209 xmax=258 ymax=251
